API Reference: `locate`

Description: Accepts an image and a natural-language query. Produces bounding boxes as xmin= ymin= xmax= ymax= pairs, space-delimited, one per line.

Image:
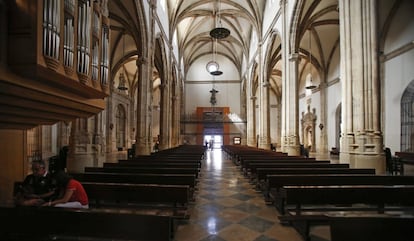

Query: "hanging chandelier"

xmin=210 ymin=0 xmax=230 ymax=39
xmin=118 ymin=33 xmax=128 ymax=91
xmin=206 ymin=38 xmax=223 ymax=76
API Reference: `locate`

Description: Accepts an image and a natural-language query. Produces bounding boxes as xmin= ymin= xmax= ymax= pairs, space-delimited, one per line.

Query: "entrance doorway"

xmin=204 ymin=135 xmax=223 ymax=149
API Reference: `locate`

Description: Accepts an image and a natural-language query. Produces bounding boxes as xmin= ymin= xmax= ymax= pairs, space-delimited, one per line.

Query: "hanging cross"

xmin=209 ymin=88 xmax=219 ymax=106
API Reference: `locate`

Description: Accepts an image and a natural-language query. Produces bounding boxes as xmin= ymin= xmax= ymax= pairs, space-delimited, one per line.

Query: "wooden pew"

xmin=255 ymin=168 xmax=376 ymax=187
xmin=0 ymin=205 xmax=174 ymax=241
xmin=327 ymin=213 xmax=414 ymax=241
xmin=104 ymin=161 xmax=200 ymax=169
xmin=124 ymin=156 xmax=202 ymax=168
xmin=239 ymin=156 xmax=316 ymax=169
xmin=395 ymin=151 xmax=414 ymax=162
xmin=395 ymin=152 xmax=414 ymax=174
xmin=247 ymin=163 xmax=349 ymax=179
xmin=71 ymin=172 xmax=197 ymax=189
xmin=85 ymin=166 xmax=200 ymax=178
xmin=82 ymin=182 xmax=191 ymax=219
xmin=265 ymin=174 xmax=414 ymax=211
xmin=278 ymin=185 xmax=414 ymax=241
xmin=241 ymin=158 xmax=329 ymax=173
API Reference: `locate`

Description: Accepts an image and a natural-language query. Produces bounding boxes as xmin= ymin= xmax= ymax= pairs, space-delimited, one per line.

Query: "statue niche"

xmin=301 ymin=105 xmax=317 ymax=152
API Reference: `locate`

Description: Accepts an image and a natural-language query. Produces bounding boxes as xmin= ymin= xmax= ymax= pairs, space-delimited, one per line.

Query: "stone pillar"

xmin=281 ymin=52 xmax=300 ymax=156
xmin=319 ymin=82 xmax=329 ymax=153
xmin=246 ymin=96 xmax=257 ymax=147
xmin=159 ymin=82 xmax=170 ymax=150
xmin=135 ymin=56 xmax=152 ymax=155
xmin=339 ymin=0 xmax=384 ymax=173
xmin=171 ymin=94 xmax=180 ymax=147
xmin=280 ymin=0 xmax=300 ymax=155
xmin=134 ymin=1 xmax=156 ymax=155
xmin=258 ymin=44 xmax=271 ymax=150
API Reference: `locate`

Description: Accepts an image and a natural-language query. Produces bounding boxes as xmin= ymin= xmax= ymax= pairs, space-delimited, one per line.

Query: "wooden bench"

xmin=85 ymin=166 xmax=201 ymax=178
xmin=278 ymin=185 xmax=414 ymax=241
xmin=241 ymin=158 xmax=329 ymax=173
xmin=104 ymin=161 xmax=201 ymax=169
xmin=265 ymin=174 xmax=414 ymax=211
xmin=247 ymin=163 xmax=349 ymax=179
xmin=395 ymin=152 xmax=414 ymax=174
xmin=0 ymin=205 xmax=174 ymax=241
xmin=255 ymin=168 xmax=376 ymax=188
xmin=122 ymin=157 xmax=202 ymax=166
xmin=327 ymin=213 xmax=414 ymax=241
xmin=71 ymin=172 xmax=197 ymax=199
xmin=82 ymin=182 xmax=191 ymax=218
xmin=239 ymin=156 xmax=316 ymax=168
xmin=72 ymin=172 xmax=197 ymax=188
xmin=395 ymin=151 xmax=414 ymax=162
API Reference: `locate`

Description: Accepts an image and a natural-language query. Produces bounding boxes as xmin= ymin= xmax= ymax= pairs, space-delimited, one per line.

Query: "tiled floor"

xmin=172 ymin=149 xmax=305 ymax=241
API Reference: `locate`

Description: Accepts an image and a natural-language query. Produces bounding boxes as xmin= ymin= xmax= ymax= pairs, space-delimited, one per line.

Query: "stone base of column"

xmin=135 ymin=142 xmax=152 ymax=155
xmin=340 ymin=152 xmax=386 ymax=174
xmin=67 ymin=144 xmax=105 ymax=172
xmin=283 ymin=144 xmax=301 ymax=156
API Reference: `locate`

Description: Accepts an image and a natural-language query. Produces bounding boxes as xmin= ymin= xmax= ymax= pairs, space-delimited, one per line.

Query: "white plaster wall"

xmin=185 ymin=54 xmax=241 ymax=116
xmin=384 ymin=49 xmax=414 ymax=152
xmin=185 ymin=82 xmax=241 ymax=116
xmin=326 ymin=81 xmax=342 ymax=149
xmin=382 ymin=0 xmax=414 ymax=152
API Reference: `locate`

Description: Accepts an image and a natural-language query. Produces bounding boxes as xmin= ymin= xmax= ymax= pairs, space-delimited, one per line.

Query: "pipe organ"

xmin=1 ymin=0 xmax=110 ymax=129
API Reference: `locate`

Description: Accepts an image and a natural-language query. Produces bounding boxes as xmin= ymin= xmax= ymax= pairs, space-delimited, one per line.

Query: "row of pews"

xmin=222 ymin=145 xmax=414 ymax=241
xmin=3 ymin=145 xmax=205 ymax=241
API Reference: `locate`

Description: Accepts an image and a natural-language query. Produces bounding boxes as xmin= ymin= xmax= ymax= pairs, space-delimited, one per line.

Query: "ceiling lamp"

xmin=118 ymin=33 xmax=128 ymax=91
xmin=305 ymin=30 xmax=316 ymax=90
xmin=206 ymin=60 xmax=219 ymax=73
xmin=206 ymin=39 xmax=223 ymax=76
xmin=210 ymin=0 xmax=230 ymax=39
xmin=118 ymin=72 xmax=128 ymax=90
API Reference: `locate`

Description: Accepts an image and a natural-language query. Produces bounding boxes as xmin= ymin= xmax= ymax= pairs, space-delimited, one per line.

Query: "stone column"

xmin=281 ymin=51 xmax=300 ymax=155
xmin=135 ymin=56 xmax=152 ymax=155
xmin=246 ymin=96 xmax=257 ymax=147
xmin=258 ymin=44 xmax=271 ymax=150
xmin=134 ymin=0 xmax=157 ymax=155
xmin=339 ymin=0 xmax=384 ymax=172
xmin=170 ymin=94 xmax=179 ymax=147
xmin=159 ymin=82 xmax=170 ymax=150
xmin=280 ymin=0 xmax=300 ymax=155
xmin=319 ymin=82 xmax=328 ymax=153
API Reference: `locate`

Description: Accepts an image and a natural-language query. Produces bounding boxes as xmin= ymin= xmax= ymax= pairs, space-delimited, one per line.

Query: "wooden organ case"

xmin=0 ymin=0 xmax=110 ymax=129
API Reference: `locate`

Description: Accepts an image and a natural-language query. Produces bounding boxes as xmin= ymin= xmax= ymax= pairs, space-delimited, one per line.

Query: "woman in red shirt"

xmin=44 ymin=171 xmax=89 ymax=209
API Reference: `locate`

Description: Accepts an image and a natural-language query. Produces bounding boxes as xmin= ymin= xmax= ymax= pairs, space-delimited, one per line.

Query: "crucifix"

xmin=209 ymin=88 xmax=219 ymax=106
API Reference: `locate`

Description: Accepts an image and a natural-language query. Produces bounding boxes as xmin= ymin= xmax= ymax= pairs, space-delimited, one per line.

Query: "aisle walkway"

xmin=173 ymin=149 xmax=304 ymax=241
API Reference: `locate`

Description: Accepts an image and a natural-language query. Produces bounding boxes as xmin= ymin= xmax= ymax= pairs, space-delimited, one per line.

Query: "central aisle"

xmin=173 ymin=149 xmax=304 ymax=241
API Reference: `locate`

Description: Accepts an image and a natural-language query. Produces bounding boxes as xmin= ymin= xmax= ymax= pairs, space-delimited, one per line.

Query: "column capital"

xmin=136 ymin=57 xmax=148 ymax=66
xmin=289 ymin=53 xmax=300 ymax=61
xmin=250 ymin=96 xmax=257 ymax=100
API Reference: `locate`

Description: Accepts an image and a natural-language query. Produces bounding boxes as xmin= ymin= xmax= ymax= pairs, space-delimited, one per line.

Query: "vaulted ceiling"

xmin=169 ymin=0 xmax=266 ymax=72
xmin=109 ymin=0 xmax=340 ymax=96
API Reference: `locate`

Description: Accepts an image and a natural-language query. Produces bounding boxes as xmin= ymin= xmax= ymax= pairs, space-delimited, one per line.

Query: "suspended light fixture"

xmin=305 ymin=30 xmax=316 ymax=90
xmin=210 ymin=0 xmax=230 ymax=39
xmin=118 ymin=33 xmax=128 ymax=91
xmin=206 ymin=38 xmax=223 ymax=76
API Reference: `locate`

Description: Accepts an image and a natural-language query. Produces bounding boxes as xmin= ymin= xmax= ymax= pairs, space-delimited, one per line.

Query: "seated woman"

xmin=44 ymin=171 xmax=89 ymax=209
